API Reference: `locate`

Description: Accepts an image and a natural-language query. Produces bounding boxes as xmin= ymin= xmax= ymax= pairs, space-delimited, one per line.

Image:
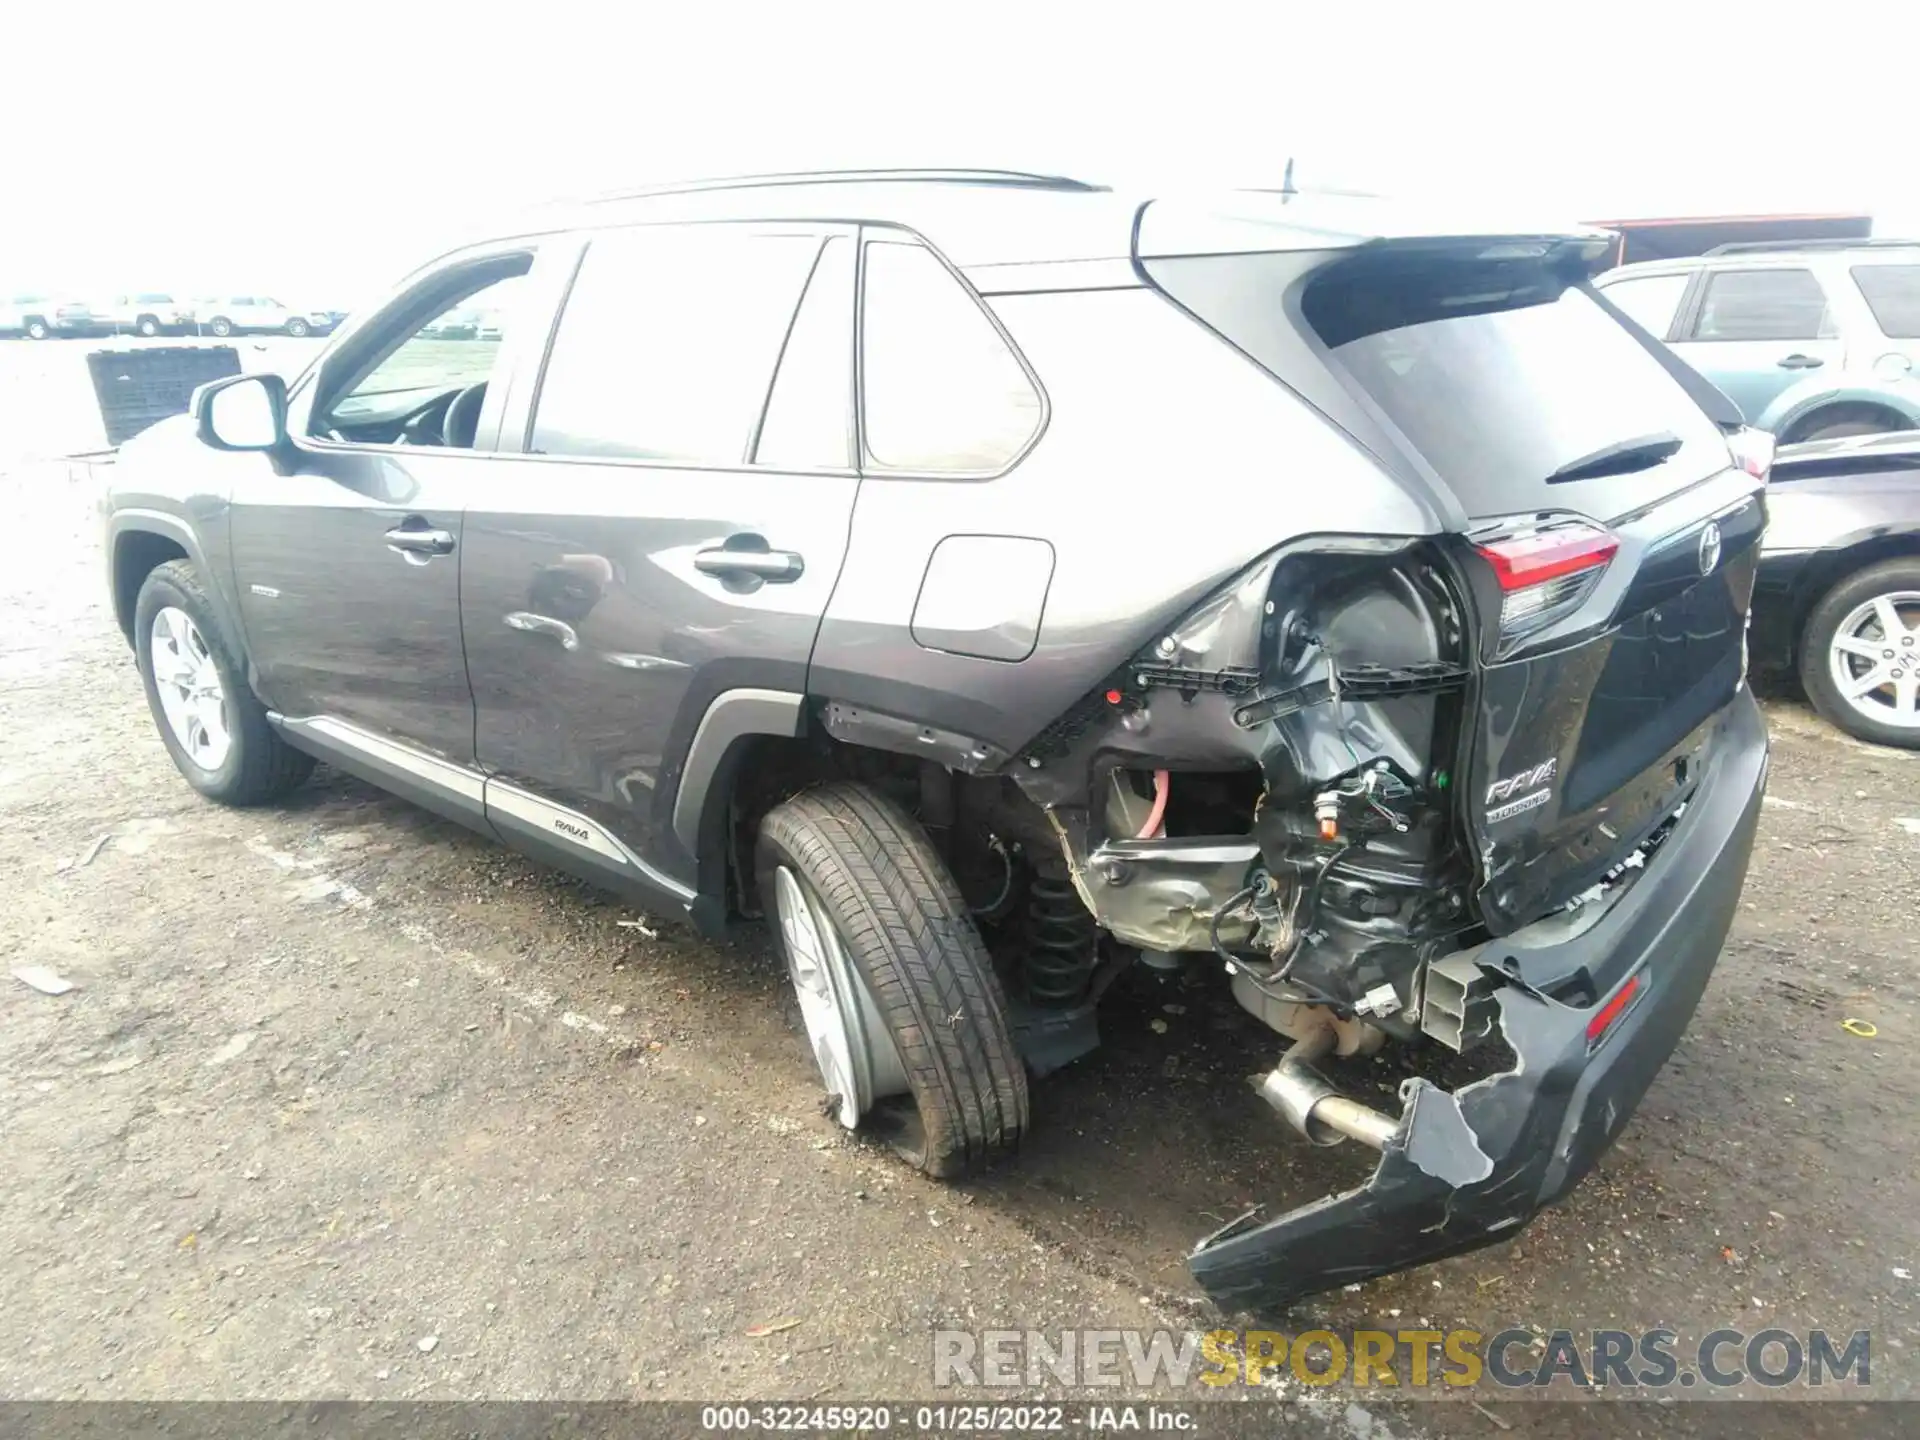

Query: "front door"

xmin=229 ymin=249 xmax=549 ymax=774
xmin=460 ymin=221 xmax=860 ymax=898
xmin=1670 ymin=264 xmax=1847 ymax=424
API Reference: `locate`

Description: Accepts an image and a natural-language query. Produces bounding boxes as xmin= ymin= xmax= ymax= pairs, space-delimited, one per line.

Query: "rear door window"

xmin=860 ymin=239 xmax=1042 ymax=474
xmin=1598 ymin=273 xmax=1690 ymax=340
xmin=531 ymin=225 xmax=822 ymax=466
xmin=753 ymin=235 xmax=855 ymax=470
xmin=1852 ymin=263 xmax=1920 ymax=339
xmin=1685 ymin=268 xmax=1833 ymax=341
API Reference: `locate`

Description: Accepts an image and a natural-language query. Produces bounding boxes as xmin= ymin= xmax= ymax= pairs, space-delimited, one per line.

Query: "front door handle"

xmin=384 ymin=523 xmax=456 ymax=561
xmin=1776 ymin=353 xmax=1825 ymax=370
xmin=504 ymin=611 xmax=580 ymax=651
xmin=693 ymin=540 xmax=805 ymax=584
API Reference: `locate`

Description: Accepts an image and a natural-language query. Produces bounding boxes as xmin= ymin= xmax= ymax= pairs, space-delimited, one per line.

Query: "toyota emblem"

xmin=1697 ymin=520 xmax=1722 ymax=576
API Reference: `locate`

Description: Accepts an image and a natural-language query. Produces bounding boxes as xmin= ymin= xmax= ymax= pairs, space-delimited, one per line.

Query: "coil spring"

xmin=1024 ymin=875 xmax=1098 ymax=1006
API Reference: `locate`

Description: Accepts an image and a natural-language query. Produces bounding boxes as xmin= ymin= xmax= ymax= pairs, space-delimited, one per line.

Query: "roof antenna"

xmin=1280 ymin=156 xmax=1297 ymax=203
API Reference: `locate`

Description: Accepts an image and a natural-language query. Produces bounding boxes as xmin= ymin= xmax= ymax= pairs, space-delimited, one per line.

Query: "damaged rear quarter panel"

xmin=807 ymin=285 xmax=1441 ymax=762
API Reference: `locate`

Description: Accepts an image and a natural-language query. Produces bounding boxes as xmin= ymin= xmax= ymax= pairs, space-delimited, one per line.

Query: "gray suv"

xmin=101 ymin=169 xmax=1770 ymax=1311
xmin=1596 ymin=239 xmax=1920 ymax=441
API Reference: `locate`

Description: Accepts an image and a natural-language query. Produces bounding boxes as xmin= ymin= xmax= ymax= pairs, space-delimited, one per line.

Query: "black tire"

xmin=136 ymin=315 xmax=161 ymax=337
xmin=757 ymin=782 xmax=1028 ymax=1177
xmin=207 ymin=316 xmax=233 ymax=337
xmin=1792 ymin=413 xmax=1902 ymax=443
xmin=1798 ymin=556 xmax=1920 ymax=750
xmin=24 ymin=318 xmax=49 ymax=340
xmin=134 ymin=560 xmax=316 ymax=803
xmin=285 ymin=317 xmax=310 ymax=337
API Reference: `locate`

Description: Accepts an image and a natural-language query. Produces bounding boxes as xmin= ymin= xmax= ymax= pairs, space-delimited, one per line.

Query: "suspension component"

xmin=1023 ymin=873 xmax=1099 ymax=1005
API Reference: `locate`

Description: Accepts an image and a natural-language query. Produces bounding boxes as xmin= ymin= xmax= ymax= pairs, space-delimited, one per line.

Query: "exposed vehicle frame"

xmin=101 ymin=168 xmax=1769 ymax=1313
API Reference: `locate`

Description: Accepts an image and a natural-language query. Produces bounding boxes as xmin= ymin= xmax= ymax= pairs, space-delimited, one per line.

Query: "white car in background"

xmin=192 ymin=296 xmax=333 ymax=338
xmin=1 ymin=294 xmax=100 ymax=339
xmin=97 ymin=294 xmax=197 ymax=337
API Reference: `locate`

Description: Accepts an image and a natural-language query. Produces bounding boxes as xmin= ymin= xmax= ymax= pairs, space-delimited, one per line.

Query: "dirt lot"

xmin=2 ymin=341 xmax=1918 ymax=1433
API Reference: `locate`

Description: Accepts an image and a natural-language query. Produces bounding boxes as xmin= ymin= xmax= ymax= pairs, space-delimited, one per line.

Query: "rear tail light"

xmin=1727 ymin=427 xmax=1774 ymax=480
xmin=1474 ymin=520 xmax=1619 ymax=646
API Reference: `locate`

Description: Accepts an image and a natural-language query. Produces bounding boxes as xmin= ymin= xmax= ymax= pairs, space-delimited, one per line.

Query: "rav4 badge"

xmin=1485 ymin=758 xmax=1557 ymax=822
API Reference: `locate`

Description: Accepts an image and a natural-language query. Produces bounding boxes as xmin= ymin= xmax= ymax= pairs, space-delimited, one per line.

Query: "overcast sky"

xmin=6 ymin=1 xmax=1918 ymax=304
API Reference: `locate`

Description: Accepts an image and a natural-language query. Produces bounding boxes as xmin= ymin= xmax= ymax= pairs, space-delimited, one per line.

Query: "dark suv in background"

xmin=1597 ymin=239 xmax=1920 ymax=441
xmin=100 ymin=169 xmax=1770 ymax=1311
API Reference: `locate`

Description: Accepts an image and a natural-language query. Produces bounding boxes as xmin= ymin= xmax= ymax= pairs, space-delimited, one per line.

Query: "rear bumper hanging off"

xmin=1189 ymin=691 xmax=1768 ymax=1312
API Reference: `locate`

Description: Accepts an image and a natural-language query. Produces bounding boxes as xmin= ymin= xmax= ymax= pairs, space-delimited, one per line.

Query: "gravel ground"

xmin=2 ymin=343 xmax=1917 ymax=1435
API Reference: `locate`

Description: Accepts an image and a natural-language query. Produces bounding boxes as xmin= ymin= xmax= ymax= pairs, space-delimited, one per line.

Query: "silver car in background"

xmin=1597 ymin=240 xmax=1920 ymax=442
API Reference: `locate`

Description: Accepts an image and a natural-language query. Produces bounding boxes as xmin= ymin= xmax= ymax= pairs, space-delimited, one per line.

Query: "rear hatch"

xmin=1137 ymin=203 xmax=1764 ymax=933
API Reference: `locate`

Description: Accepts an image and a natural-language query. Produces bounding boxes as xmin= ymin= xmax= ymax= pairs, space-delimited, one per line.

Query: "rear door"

xmin=462 ymin=220 xmax=859 ymax=896
xmin=1669 ymin=265 xmax=1846 ymax=422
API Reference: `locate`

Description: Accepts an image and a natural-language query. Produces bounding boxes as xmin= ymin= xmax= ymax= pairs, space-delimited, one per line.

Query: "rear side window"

xmin=860 ymin=240 xmax=1042 ymax=474
xmin=1598 ymin=273 xmax=1689 ymax=340
xmin=1685 ymin=268 xmax=1832 ymax=341
xmin=1852 ymin=264 xmax=1920 ymax=339
xmin=531 ymin=227 xmax=822 ymax=466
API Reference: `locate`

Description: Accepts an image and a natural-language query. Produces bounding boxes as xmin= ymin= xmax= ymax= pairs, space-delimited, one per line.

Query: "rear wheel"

xmin=1791 ymin=409 xmax=1907 ymax=443
xmin=757 ymin=782 xmax=1028 ymax=1177
xmin=24 ymin=318 xmax=49 ymax=340
xmin=134 ymin=560 xmax=315 ymax=803
xmin=136 ymin=315 xmax=161 ymax=337
xmin=1800 ymin=557 xmax=1920 ymax=749
xmin=285 ymin=317 xmax=310 ymax=337
xmin=206 ymin=316 xmax=233 ymax=337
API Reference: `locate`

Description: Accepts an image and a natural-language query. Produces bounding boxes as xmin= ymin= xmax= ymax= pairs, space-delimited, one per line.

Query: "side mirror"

xmin=193 ymin=373 xmax=288 ymax=452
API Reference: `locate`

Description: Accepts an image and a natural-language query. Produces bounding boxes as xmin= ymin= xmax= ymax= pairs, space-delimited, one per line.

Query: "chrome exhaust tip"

xmin=1254 ymin=1028 xmax=1402 ymax=1150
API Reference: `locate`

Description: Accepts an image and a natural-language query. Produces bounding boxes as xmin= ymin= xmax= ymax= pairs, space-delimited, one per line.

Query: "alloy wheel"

xmin=772 ymin=864 xmax=909 ymax=1128
xmin=150 ymin=606 xmax=232 ymax=770
xmin=1828 ymin=590 xmax=1920 ymax=729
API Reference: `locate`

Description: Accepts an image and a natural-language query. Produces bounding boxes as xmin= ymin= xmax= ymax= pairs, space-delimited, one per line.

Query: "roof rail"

xmin=1702 ymin=237 xmax=1919 ymax=256
xmin=575 ymin=168 xmax=1109 ymax=206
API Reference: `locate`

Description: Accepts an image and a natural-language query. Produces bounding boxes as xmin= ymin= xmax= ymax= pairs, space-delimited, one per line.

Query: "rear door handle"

xmin=1776 ymin=353 xmax=1825 ymax=369
xmin=504 ymin=611 xmax=580 ymax=650
xmin=693 ymin=540 xmax=805 ymax=584
xmin=384 ymin=523 xmax=456 ymax=560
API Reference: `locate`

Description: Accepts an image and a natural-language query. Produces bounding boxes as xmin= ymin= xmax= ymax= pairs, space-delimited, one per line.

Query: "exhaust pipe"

xmin=1254 ymin=1026 xmax=1402 ymax=1150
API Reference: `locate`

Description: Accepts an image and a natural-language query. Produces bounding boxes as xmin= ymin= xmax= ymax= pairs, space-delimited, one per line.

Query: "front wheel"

xmin=206 ymin=316 xmax=233 ymax=337
xmin=134 ymin=560 xmax=315 ymax=803
xmin=285 ymin=317 xmax=310 ymax=337
xmin=1799 ymin=557 xmax=1920 ymax=749
xmin=136 ymin=316 xmax=161 ymax=337
xmin=757 ymin=782 xmax=1028 ymax=1177
xmin=24 ymin=318 xmax=49 ymax=340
